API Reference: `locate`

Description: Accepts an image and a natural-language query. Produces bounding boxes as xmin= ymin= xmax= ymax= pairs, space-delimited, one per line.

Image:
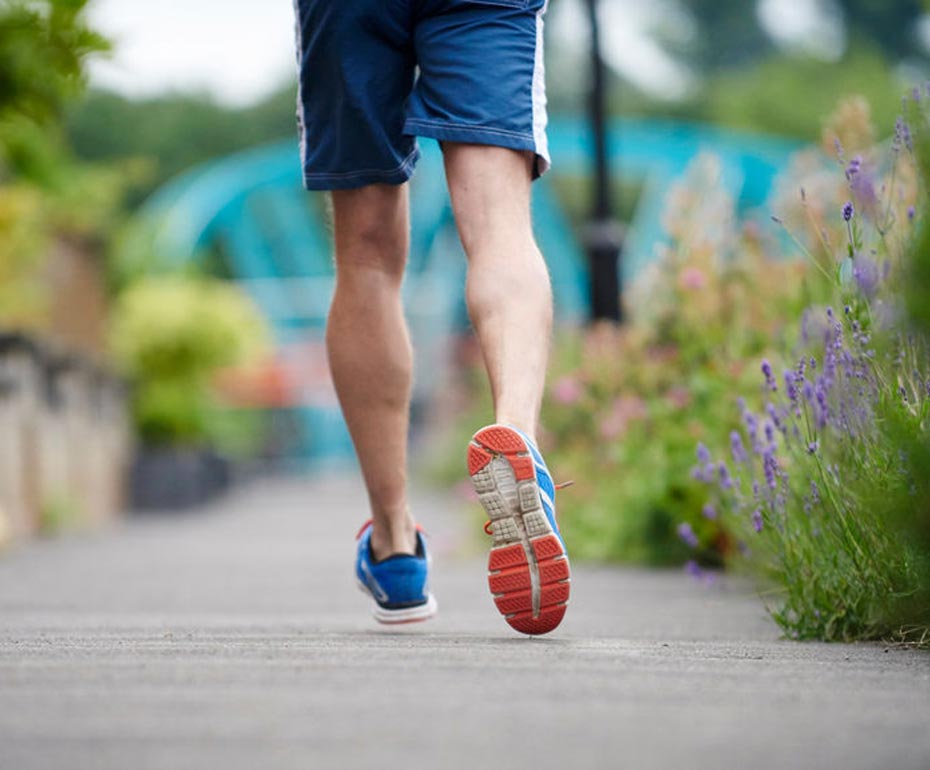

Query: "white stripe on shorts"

xmin=292 ymin=0 xmax=308 ymax=172
xmin=531 ymin=0 xmax=550 ymax=175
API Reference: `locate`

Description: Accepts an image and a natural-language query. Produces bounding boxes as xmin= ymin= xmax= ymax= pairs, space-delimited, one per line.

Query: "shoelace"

xmin=483 ymin=480 xmax=574 ymax=536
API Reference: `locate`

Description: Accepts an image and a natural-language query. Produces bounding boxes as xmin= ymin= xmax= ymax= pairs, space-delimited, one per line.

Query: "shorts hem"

xmin=301 ymin=147 xmax=420 ymax=191
xmin=404 ymin=118 xmax=550 ymax=178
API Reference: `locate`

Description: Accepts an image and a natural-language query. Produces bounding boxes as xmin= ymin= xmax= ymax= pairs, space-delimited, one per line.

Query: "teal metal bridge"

xmin=139 ymin=117 xmax=799 ymax=461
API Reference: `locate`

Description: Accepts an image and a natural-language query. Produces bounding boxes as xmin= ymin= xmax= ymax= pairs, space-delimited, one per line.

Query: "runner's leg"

xmin=327 ymin=183 xmax=416 ymax=560
xmin=443 ymin=143 xmax=552 ymax=443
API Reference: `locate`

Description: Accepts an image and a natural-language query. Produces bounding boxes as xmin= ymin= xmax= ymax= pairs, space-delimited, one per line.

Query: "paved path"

xmin=1 ymin=475 xmax=928 ymax=770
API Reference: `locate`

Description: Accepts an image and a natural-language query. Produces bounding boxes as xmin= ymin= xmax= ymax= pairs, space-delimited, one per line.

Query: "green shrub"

xmin=110 ymin=276 xmax=269 ymax=449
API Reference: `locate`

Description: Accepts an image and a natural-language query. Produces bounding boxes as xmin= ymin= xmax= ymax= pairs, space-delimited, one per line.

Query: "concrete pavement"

xmin=0 ymin=474 xmax=928 ymax=770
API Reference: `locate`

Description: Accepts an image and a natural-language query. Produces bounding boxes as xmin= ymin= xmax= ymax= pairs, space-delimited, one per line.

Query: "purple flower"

xmin=678 ymin=522 xmax=699 ymax=548
xmin=909 ymin=206 xmax=916 ymax=222
xmin=802 ymin=380 xmax=815 ymax=403
xmin=850 ymin=168 xmax=878 ymax=213
xmin=784 ymin=371 xmax=798 ymax=404
xmin=845 ymin=155 xmax=861 ymax=180
xmin=842 ymin=201 xmax=854 ymax=222
xmin=751 ymin=509 xmax=764 ymax=533
xmin=697 ymin=443 xmax=711 ymax=464
xmin=815 ymin=383 xmax=830 ymax=429
xmin=761 ymin=359 xmax=776 ymax=391
xmin=810 ymin=481 xmax=820 ymax=505
xmin=685 ymin=559 xmax=702 ymax=579
xmin=807 ymin=440 xmax=819 ymax=455
xmin=893 ymin=117 xmax=911 ymax=153
xmin=764 ymin=421 xmax=775 ymax=445
xmin=853 ymin=254 xmax=880 ymax=299
xmin=763 ymin=451 xmax=779 ymax=490
xmin=718 ymin=462 xmax=733 ymax=490
xmin=766 ymin=403 xmax=783 ymax=433
xmin=701 ymin=503 xmax=717 ymax=520
xmin=730 ymin=430 xmax=748 ymax=463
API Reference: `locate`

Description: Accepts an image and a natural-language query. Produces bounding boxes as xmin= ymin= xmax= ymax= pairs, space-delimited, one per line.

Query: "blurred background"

xmin=0 ymin=0 xmax=928 ymax=642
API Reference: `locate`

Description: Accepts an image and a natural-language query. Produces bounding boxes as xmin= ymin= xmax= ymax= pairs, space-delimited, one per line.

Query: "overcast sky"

xmin=85 ymin=0 xmax=840 ymax=106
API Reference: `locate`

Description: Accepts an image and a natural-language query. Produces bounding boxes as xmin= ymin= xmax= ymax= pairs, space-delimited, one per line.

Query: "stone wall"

xmin=0 ymin=333 xmax=129 ymax=545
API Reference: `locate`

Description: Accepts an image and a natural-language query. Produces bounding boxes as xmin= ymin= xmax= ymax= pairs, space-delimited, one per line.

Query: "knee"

xmin=332 ymin=186 xmax=408 ymax=280
xmin=336 ymin=223 xmax=407 ymax=280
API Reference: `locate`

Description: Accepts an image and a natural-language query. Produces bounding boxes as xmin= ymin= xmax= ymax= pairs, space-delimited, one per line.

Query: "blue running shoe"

xmin=355 ymin=521 xmax=437 ymax=625
xmin=468 ymin=424 xmax=571 ymax=635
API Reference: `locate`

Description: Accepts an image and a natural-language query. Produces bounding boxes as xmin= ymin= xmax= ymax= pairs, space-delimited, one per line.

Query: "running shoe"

xmin=355 ymin=520 xmax=437 ymax=625
xmin=467 ymin=424 xmax=571 ymax=635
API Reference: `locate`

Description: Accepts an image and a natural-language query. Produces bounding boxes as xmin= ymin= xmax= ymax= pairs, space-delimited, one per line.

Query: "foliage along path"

xmin=0 ymin=474 xmax=928 ymax=770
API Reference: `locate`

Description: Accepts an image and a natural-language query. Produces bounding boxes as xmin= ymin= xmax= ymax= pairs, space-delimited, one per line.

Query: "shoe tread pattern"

xmin=469 ymin=426 xmax=570 ymax=635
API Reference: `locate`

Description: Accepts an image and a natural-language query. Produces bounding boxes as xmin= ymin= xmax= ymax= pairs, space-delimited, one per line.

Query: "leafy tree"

xmin=0 ymin=0 xmax=108 ymax=184
xmin=66 ymin=85 xmax=298 ymax=200
xmin=676 ymin=0 xmax=774 ymax=70
xmin=836 ymin=0 xmax=926 ymax=62
xmin=0 ymin=0 xmax=107 ymax=120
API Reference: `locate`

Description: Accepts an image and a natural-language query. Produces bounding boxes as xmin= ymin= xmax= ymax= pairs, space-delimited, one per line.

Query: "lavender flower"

xmin=842 ymin=201 xmax=854 ymax=222
xmin=677 ymin=522 xmax=699 ymax=548
xmin=751 ymin=509 xmax=764 ymax=533
xmin=909 ymin=206 xmax=916 ymax=222
xmin=764 ymin=421 xmax=775 ymax=445
xmin=850 ymin=167 xmax=878 ymax=212
xmin=763 ymin=450 xmax=778 ymax=490
xmin=765 ymin=402 xmax=783 ymax=432
xmin=685 ymin=559 xmax=702 ymax=578
xmin=730 ymin=431 xmax=748 ymax=464
xmin=845 ymin=155 xmax=861 ymax=181
xmin=784 ymin=371 xmax=798 ymax=404
xmin=853 ymin=254 xmax=880 ymax=300
xmin=807 ymin=440 xmax=819 ymax=455
xmin=701 ymin=503 xmax=717 ymax=520
xmin=697 ymin=443 xmax=710 ymax=464
xmin=718 ymin=462 xmax=733 ymax=490
xmin=761 ymin=359 xmax=777 ymax=391
xmin=802 ymin=380 xmax=815 ymax=403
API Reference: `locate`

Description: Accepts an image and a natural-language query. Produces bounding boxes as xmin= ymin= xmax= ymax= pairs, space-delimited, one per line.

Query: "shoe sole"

xmin=468 ymin=426 xmax=570 ymax=635
xmin=357 ymin=583 xmax=438 ymax=625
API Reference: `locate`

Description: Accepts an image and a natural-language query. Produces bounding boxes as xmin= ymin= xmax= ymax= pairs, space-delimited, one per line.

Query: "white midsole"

xmin=357 ymin=581 xmax=438 ymax=624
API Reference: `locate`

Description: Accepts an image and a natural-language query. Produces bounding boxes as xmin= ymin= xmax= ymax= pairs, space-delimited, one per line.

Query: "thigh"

xmin=295 ymin=0 xmax=418 ymax=190
xmin=406 ymin=0 xmax=550 ymax=178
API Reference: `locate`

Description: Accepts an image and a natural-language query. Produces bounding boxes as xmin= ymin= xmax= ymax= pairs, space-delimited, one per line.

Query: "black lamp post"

xmin=583 ymin=0 xmax=623 ymax=323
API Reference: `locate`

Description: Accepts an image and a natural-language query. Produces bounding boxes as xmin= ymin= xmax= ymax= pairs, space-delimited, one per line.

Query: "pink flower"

xmin=679 ymin=266 xmax=707 ymax=291
xmin=666 ymin=386 xmax=692 ymax=409
xmin=600 ymin=395 xmax=648 ymax=439
xmin=551 ymin=375 xmax=584 ymax=405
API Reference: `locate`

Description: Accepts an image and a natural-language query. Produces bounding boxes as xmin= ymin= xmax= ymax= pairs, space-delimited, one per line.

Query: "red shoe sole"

xmin=468 ymin=426 xmax=570 ymax=636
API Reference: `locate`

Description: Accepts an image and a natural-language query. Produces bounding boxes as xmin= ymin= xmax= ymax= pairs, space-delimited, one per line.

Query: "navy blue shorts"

xmin=292 ymin=0 xmax=549 ymax=190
